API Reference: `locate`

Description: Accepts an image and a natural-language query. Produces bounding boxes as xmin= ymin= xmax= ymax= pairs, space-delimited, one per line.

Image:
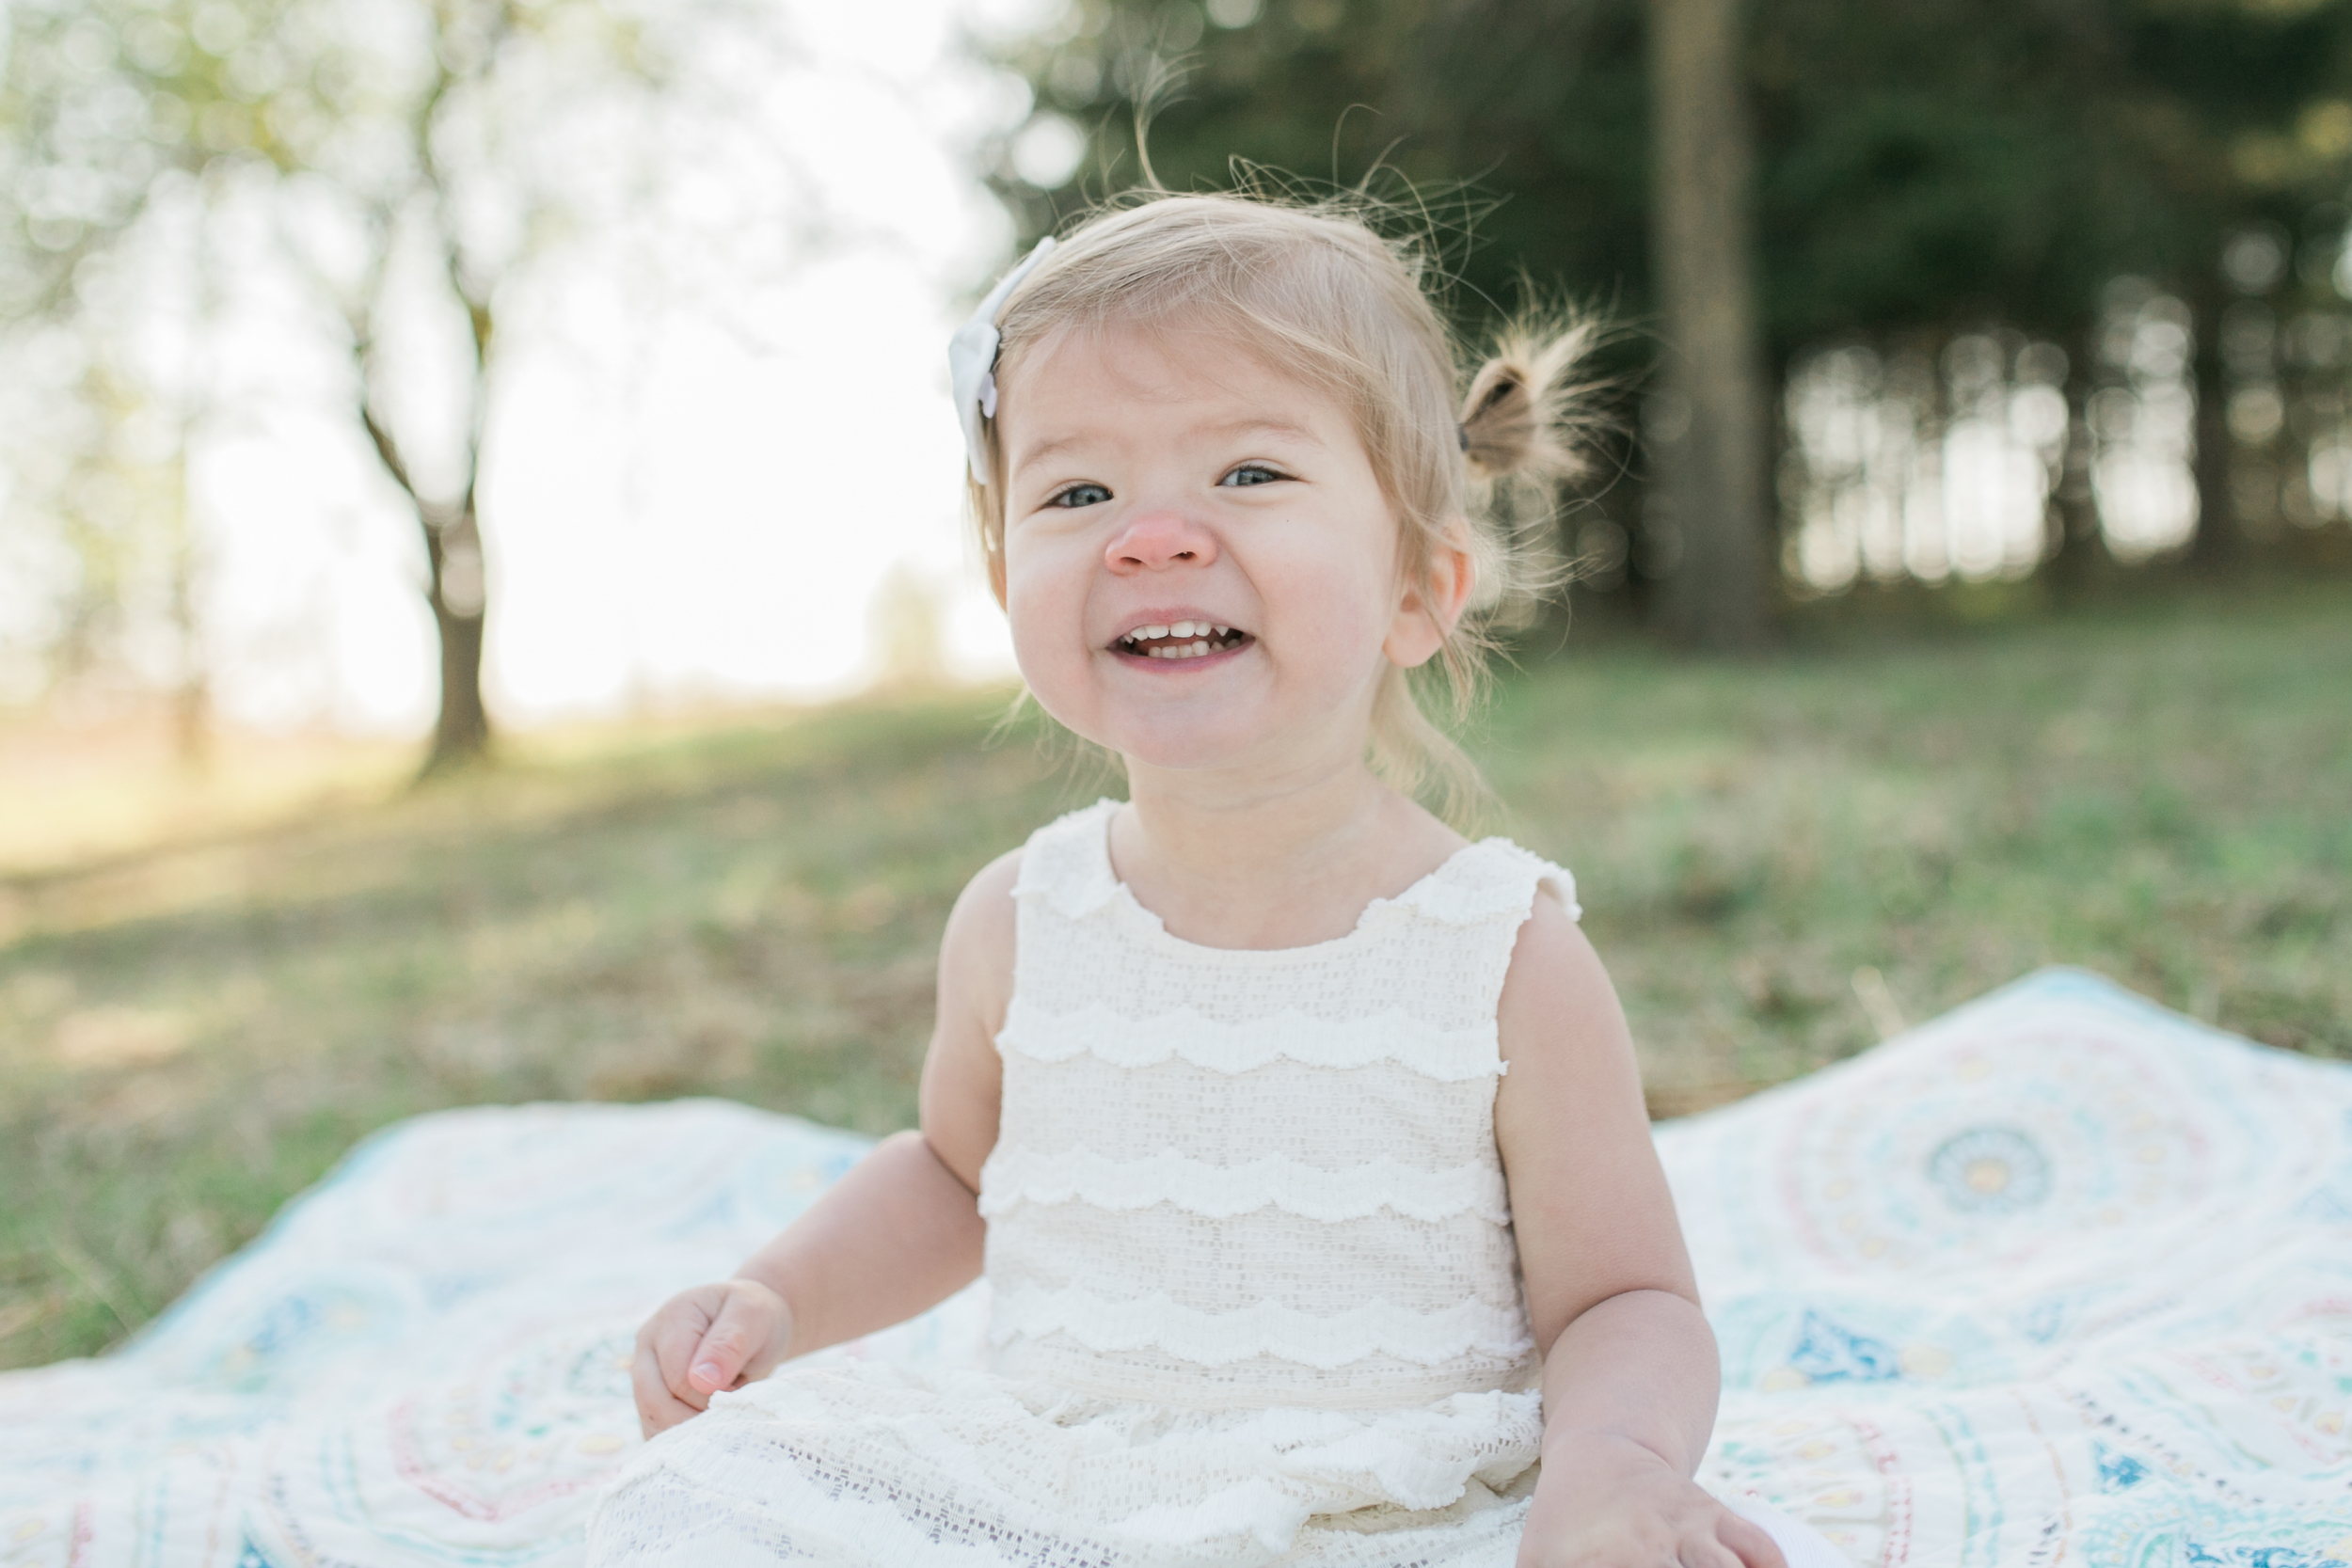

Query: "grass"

xmin=2 ymin=581 xmax=2346 ymax=1370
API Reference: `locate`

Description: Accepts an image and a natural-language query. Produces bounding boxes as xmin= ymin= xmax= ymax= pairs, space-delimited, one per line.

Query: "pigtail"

xmin=1373 ymin=311 xmax=1614 ymax=828
xmin=1448 ymin=311 xmax=1614 ymax=636
xmin=1459 ymin=316 xmax=1607 ymax=486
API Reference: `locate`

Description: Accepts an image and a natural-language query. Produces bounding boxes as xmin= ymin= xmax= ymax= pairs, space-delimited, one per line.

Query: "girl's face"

xmin=993 ymin=319 xmax=1462 ymax=779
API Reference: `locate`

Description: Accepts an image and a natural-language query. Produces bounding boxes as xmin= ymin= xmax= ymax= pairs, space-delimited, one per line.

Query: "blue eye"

xmin=1050 ymin=483 xmax=1112 ymax=509
xmin=1220 ymin=464 xmax=1286 ymax=488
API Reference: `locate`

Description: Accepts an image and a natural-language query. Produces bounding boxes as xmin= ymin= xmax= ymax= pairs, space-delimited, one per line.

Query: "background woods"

xmin=989 ymin=0 xmax=2352 ymax=641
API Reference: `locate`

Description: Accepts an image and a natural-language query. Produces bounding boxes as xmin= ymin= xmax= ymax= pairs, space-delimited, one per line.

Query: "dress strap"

xmin=1008 ymin=799 xmax=1122 ymax=920
xmin=1386 ymin=839 xmax=1581 ymax=929
xmin=1011 ymin=804 xmax=1580 ymax=931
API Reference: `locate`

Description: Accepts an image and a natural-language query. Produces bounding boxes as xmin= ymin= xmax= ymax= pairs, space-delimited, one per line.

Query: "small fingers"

xmin=688 ymin=1286 xmax=779 ymax=1396
xmin=631 ymin=1336 xmax=702 ymax=1438
xmin=649 ymin=1307 xmax=720 ymax=1402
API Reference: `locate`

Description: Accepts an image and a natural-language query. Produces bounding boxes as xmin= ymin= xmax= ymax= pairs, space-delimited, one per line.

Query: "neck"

xmin=1111 ymin=749 xmax=1454 ymax=950
xmin=1124 ymin=751 xmax=1386 ymax=878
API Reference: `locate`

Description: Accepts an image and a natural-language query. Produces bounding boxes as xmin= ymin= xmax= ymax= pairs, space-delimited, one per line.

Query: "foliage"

xmin=3 ymin=582 xmax=2346 ymax=1367
xmin=983 ymin=0 xmax=2352 ymax=599
xmin=990 ymin=0 xmax=2352 ymax=356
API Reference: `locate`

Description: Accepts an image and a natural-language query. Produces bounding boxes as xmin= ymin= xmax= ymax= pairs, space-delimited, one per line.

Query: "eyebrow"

xmin=1009 ymin=419 xmax=1325 ymax=479
xmin=1206 ymin=418 xmax=1324 ymax=448
xmin=1009 ymin=433 xmax=1092 ymax=475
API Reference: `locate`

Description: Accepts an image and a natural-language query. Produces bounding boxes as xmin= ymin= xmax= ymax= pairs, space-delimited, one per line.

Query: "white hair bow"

xmin=949 ymin=236 xmax=1057 ymax=485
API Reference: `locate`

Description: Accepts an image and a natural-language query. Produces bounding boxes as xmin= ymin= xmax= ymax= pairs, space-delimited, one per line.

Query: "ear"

xmin=1382 ymin=522 xmax=1475 ymax=670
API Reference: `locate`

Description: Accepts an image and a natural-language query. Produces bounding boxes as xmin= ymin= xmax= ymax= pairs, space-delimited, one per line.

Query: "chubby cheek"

xmin=1001 ymin=543 xmax=1097 ymax=722
xmin=1268 ymin=556 xmax=1398 ymax=691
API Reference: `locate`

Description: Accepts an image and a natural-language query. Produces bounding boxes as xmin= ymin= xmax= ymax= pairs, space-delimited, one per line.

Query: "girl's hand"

xmin=1518 ymin=1433 xmax=1788 ymax=1568
xmin=630 ymin=1278 xmax=790 ymax=1438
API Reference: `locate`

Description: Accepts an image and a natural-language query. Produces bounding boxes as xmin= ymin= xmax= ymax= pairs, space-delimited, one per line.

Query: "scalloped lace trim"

xmin=996 ymin=999 xmax=1502 ymax=1081
xmin=978 ymin=1147 xmax=1512 ymax=1226
xmin=1011 ymin=800 xmax=1581 ymax=930
xmin=990 ymin=1287 xmax=1534 ymax=1370
xmin=1011 ymin=800 xmax=1123 ymax=919
xmin=1397 ymin=844 xmax=1581 ymax=929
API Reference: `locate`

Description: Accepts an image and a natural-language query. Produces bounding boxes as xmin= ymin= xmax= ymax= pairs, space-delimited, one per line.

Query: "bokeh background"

xmin=2 ymin=0 xmax=2346 ymax=1370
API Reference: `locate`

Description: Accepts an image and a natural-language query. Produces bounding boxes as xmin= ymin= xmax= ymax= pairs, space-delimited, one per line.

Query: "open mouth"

xmin=1113 ymin=619 xmax=1251 ymax=661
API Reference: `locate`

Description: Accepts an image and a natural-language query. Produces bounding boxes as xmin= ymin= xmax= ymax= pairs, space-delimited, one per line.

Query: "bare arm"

xmin=725 ymin=1129 xmax=987 ymax=1359
xmin=1494 ymin=896 xmax=1783 ymax=1568
xmin=629 ymin=848 xmax=1019 ymax=1435
xmin=731 ymin=846 xmax=1016 ymax=1350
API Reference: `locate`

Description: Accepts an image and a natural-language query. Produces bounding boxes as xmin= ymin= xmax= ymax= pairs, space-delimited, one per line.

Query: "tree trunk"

xmin=2187 ymin=277 xmax=2237 ymax=575
xmin=2043 ymin=328 xmax=2106 ymax=604
xmin=420 ymin=500 xmax=491 ymax=775
xmin=165 ymin=441 xmax=213 ymax=773
xmin=1647 ymin=0 xmax=1772 ymax=651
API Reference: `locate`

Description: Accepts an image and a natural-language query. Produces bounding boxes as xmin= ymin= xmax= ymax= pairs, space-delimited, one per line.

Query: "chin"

xmin=1112 ymin=731 xmax=1248 ymax=774
xmin=1098 ymin=709 xmax=1267 ymax=773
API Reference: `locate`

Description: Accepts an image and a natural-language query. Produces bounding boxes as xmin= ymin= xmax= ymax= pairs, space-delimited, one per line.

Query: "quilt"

xmin=3 ymin=969 xmax=2346 ymax=1566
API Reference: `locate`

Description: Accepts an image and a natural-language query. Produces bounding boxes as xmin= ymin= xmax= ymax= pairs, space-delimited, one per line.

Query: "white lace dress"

xmin=587 ymin=800 xmax=1579 ymax=1566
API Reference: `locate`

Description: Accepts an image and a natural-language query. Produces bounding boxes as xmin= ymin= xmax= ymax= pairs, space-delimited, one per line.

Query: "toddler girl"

xmin=588 ymin=193 xmax=1842 ymax=1567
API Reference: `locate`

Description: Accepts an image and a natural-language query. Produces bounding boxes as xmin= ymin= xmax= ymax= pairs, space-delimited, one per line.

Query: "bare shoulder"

xmin=938 ymin=846 xmax=1023 ymax=1001
xmin=920 ymin=847 xmax=1023 ymax=1189
xmin=1492 ymin=879 xmax=1697 ymax=1331
xmin=1494 ymin=887 xmax=1626 ymax=1072
xmin=934 ymin=847 xmax=1022 ymax=1048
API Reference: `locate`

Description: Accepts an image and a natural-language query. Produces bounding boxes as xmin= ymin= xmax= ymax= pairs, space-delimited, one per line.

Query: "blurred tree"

xmin=1 ymin=0 xmax=792 ymax=771
xmin=2127 ymin=12 xmax=2352 ymax=571
xmin=1647 ymin=0 xmax=1769 ymax=649
xmin=867 ymin=564 xmax=949 ymax=691
xmin=987 ymin=0 xmax=2352 ymax=611
xmin=0 ymin=303 xmax=214 ymax=758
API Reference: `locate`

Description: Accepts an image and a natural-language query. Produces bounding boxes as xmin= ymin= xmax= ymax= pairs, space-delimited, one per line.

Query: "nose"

xmin=1104 ymin=509 xmax=1218 ymax=575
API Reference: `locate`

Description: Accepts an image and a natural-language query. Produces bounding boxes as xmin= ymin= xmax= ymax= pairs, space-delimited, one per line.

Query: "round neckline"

xmin=1089 ymin=801 xmax=1495 ymax=960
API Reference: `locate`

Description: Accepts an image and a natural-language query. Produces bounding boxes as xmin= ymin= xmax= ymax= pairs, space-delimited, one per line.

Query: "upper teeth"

xmin=1122 ymin=620 xmax=1227 ymax=642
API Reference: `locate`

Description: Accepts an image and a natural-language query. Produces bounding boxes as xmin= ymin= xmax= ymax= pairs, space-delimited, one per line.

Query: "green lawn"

xmin=3 ymin=582 xmax=2346 ymax=1370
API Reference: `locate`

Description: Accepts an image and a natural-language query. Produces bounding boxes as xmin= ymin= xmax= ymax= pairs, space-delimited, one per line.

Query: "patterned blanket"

xmin=3 ymin=969 xmax=2345 ymax=1566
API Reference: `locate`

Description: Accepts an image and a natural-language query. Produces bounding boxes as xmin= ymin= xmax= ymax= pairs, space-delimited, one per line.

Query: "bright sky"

xmin=186 ymin=0 xmax=1067 ymax=733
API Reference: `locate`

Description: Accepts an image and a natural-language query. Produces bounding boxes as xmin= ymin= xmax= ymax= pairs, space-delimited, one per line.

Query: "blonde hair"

xmin=969 ymin=191 xmax=1602 ymax=825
